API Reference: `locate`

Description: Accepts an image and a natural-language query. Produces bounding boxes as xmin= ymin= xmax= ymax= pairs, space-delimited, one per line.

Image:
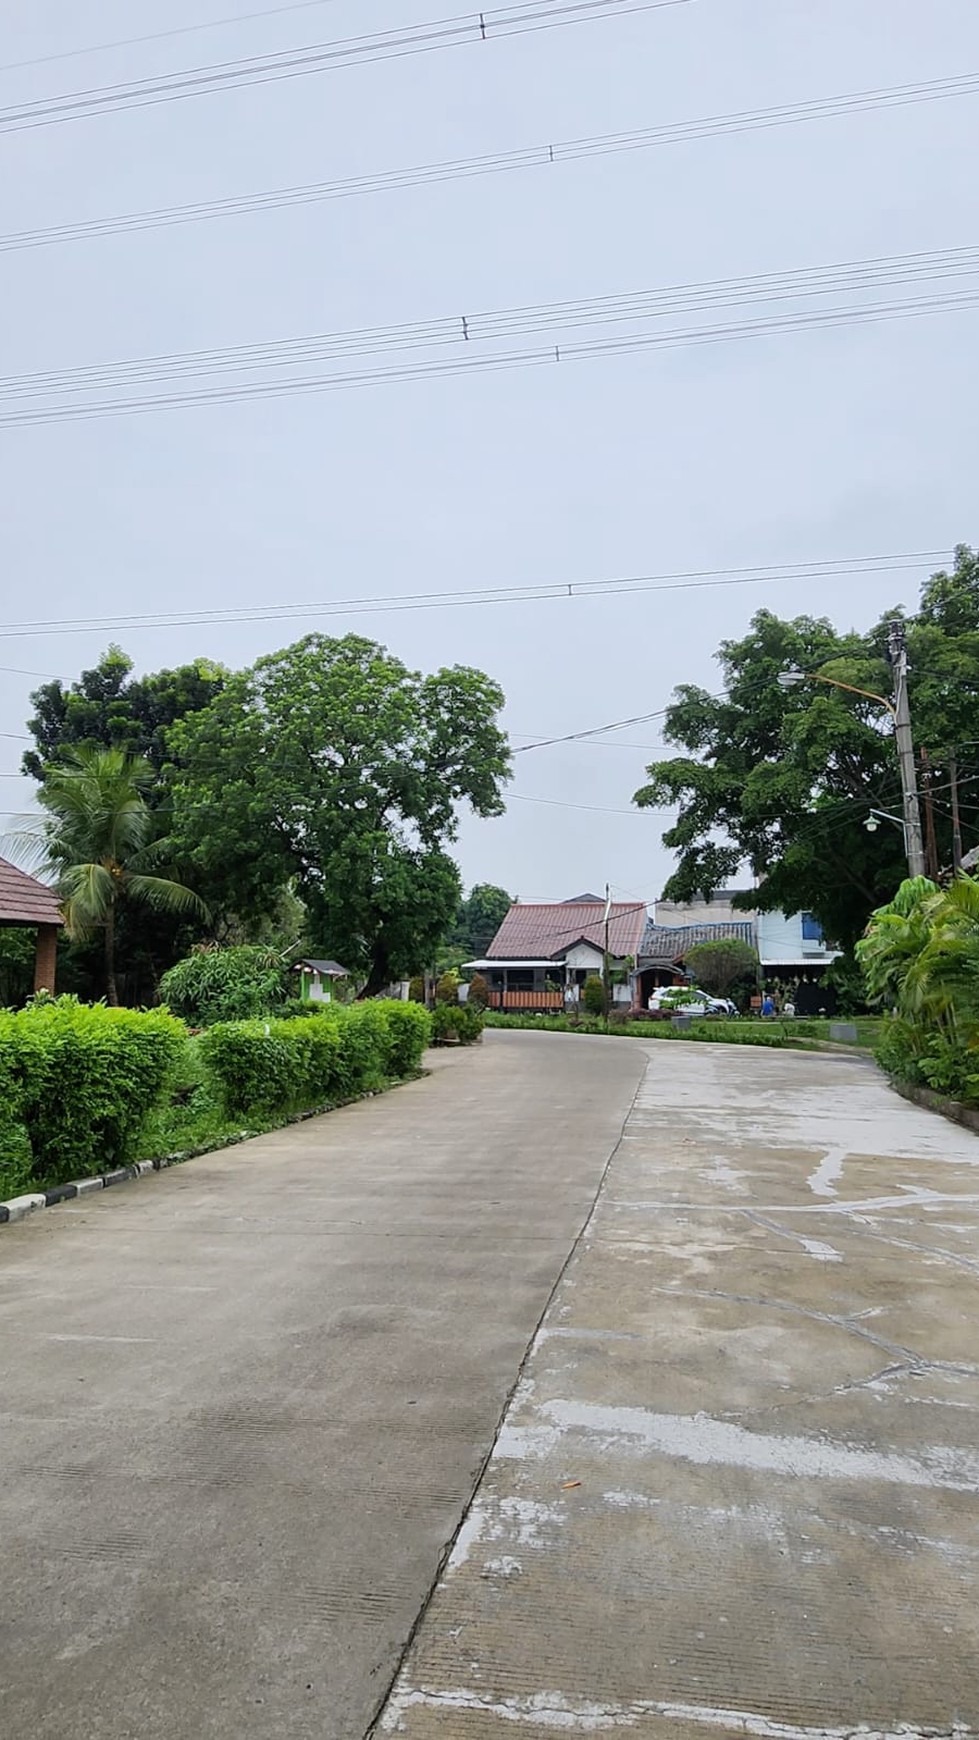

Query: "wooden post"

xmin=949 ymin=748 xmax=963 ymax=872
xmin=33 ymin=923 xmax=58 ymax=994
xmin=920 ymin=748 xmax=940 ymax=881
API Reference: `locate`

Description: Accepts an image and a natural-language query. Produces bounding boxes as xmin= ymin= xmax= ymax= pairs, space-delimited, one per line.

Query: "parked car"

xmin=645 ymin=987 xmax=737 ymax=1020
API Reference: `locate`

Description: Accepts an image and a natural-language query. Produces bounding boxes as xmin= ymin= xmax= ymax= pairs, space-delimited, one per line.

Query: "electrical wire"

xmin=0 ymin=1 xmax=690 ymax=134
xmin=0 ymin=1 xmax=359 ymax=74
xmin=5 ymin=289 xmax=976 ymax=430
xmin=4 ymin=247 xmax=976 ymax=410
xmin=4 ymin=70 xmax=975 ymax=254
xmin=0 ymin=550 xmax=948 ymax=642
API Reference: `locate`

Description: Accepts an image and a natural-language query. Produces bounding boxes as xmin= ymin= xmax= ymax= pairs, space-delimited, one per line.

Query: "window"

xmin=801 ymin=913 xmax=824 ymax=942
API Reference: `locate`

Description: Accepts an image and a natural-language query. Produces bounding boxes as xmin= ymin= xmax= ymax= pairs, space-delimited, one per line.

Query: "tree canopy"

xmin=683 ymin=937 xmax=759 ymax=996
xmin=169 ymin=634 xmax=510 ymax=993
xmin=634 ymin=546 xmax=979 ymax=951
xmin=23 ymin=646 xmax=227 ymax=781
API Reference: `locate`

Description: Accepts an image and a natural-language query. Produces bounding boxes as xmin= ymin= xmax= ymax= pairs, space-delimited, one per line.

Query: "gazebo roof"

xmin=0 ymin=857 xmax=64 ymax=928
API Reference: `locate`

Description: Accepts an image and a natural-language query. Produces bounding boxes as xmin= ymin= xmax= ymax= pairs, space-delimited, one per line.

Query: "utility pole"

xmin=949 ymin=748 xmax=963 ymax=872
xmin=603 ymin=883 xmax=612 ymax=1031
xmin=920 ymin=748 xmax=939 ymax=881
xmin=886 ymin=619 xmax=926 ymax=878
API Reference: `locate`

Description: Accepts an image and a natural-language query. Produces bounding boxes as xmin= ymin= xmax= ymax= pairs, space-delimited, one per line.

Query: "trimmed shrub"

xmin=582 ymin=975 xmax=607 ymax=1018
xmin=435 ymin=970 xmax=460 ymax=1005
xmin=159 ymin=945 xmax=287 ymax=1026
xmin=408 ymin=976 xmax=425 ymax=1003
xmin=199 ymin=1000 xmax=431 ymax=1119
xmin=382 ymin=1001 xmax=433 ymax=1075
xmin=0 ymin=998 xmax=186 ymax=1188
xmin=431 ymin=1004 xmax=484 ymax=1046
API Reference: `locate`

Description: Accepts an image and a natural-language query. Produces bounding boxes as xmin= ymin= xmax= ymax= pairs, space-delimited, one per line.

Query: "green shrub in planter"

xmin=435 ymin=970 xmax=459 ymax=1005
xmin=0 ymin=998 xmax=186 ymax=1187
xmin=431 ymin=1004 xmax=484 ymax=1046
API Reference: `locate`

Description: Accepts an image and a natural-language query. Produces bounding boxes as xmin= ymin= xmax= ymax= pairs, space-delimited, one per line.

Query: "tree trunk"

xmin=359 ymin=946 xmax=392 ymax=1000
xmin=104 ymin=903 xmax=119 ymax=1006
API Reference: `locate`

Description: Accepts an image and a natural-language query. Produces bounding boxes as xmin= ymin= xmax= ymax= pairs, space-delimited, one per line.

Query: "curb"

xmin=890 ymin=1076 xmax=979 ymax=1135
xmin=0 ymin=1156 xmax=174 ymax=1223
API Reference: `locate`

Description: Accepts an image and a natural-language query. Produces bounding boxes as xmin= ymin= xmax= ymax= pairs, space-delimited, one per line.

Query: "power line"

xmin=5 ymin=70 xmax=975 ymax=255
xmin=0 ymin=1 xmax=358 ymax=74
xmin=0 ymin=550 xmax=948 ymax=641
xmin=5 ymin=246 xmax=974 ymax=401
xmin=4 ymin=284 xmax=978 ymax=430
xmin=0 ymin=1 xmax=690 ymax=134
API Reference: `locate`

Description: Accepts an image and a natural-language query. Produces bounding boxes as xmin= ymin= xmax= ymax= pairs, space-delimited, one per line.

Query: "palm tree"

xmin=18 ymin=746 xmax=208 ymax=1005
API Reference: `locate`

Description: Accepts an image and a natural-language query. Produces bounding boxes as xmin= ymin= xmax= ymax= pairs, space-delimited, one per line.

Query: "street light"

xmin=865 ymin=808 xmax=908 ymax=843
xmin=777 ymin=623 xmax=925 ymax=878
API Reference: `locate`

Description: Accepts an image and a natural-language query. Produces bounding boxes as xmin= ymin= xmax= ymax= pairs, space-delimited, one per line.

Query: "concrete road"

xmin=380 ymin=1040 xmax=979 ymax=1739
xmin=0 ymin=1031 xmax=645 ymax=1740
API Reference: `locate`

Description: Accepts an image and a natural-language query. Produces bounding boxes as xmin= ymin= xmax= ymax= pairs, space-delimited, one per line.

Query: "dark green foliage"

xmin=22 ymin=646 xmax=227 ymax=780
xmin=169 ymin=635 xmax=510 ymax=995
xmin=199 ymin=1000 xmax=432 ymax=1119
xmin=0 ymin=999 xmax=185 ymax=1188
xmin=582 ymin=975 xmax=607 ymax=1017
xmin=858 ymin=872 xmax=979 ymax=1102
xmin=159 ymin=946 xmax=287 ymax=1025
xmin=431 ymin=1004 xmax=484 ymax=1045
xmin=684 ymin=937 xmax=759 ymax=997
xmin=634 ymin=546 xmax=979 ymax=949
xmin=448 ymin=884 xmax=513 ymax=958
xmin=0 ymin=929 xmax=36 ymax=1009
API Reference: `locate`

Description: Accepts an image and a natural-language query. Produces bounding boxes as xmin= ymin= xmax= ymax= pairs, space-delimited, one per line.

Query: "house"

xmin=467 ymin=896 xmax=648 ymax=1011
xmin=642 ymin=893 xmax=841 ymax=1011
xmin=292 ymin=958 xmax=351 ymax=1004
xmin=631 ymin=916 xmax=757 ymax=1010
xmin=0 ymin=857 xmax=64 ymax=995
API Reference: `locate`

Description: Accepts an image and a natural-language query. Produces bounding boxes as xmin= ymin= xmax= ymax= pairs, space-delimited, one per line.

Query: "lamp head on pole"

xmin=777 ymin=670 xmax=806 ymax=689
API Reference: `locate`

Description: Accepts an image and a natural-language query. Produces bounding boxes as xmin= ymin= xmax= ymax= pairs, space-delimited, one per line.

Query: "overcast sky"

xmin=2 ymin=0 xmax=978 ymax=906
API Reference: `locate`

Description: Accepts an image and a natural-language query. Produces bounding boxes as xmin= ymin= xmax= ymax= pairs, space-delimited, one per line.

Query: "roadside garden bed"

xmin=482 ymin=1011 xmax=879 ymax=1050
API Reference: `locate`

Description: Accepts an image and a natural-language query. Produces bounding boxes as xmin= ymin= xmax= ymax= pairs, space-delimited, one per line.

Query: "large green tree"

xmin=17 ymin=747 xmax=207 ymax=1005
xmin=23 ymin=646 xmax=227 ymax=780
xmin=634 ymin=546 xmax=979 ymax=951
xmin=21 ymin=648 xmax=227 ymax=998
xmin=169 ymin=634 xmax=510 ymax=994
xmin=453 ymin=883 xmax=513 ymax=957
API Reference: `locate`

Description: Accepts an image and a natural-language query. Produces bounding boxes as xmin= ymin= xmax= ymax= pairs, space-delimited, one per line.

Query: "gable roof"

xmin=639 ymin=919 xmax=755 ymax=962
xmin=486 ymin=900 xmax=647 ymax=961
xmin=0 ymin=857 xmax=64 ymax=928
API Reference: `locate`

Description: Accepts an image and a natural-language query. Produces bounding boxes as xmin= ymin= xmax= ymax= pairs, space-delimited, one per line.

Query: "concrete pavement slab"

xmin=378 ymin=1041 xmax=979 ymax=1739
xmin=0 ymin=1031 xmax=644 ymax=1740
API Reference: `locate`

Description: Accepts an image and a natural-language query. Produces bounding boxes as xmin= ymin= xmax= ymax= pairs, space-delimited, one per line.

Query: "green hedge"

xmin=0 ymin=1000 xmax=186 ymax=1193
xmin=481 ymin=1011 xmax=815 ymax=1048
xmin=199 ymin=1000 xmax=432 ymax=1118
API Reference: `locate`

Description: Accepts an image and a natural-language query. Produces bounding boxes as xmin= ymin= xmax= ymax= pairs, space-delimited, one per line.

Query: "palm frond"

xmin=59 ymin=861 xmax=115 ymax=939
xmin=123 ymin=873 xmax=209 ymax=922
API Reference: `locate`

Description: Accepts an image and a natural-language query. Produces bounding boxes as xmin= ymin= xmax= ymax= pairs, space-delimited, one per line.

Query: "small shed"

xmin=0 ymin=856 xmax=64 ymax=995
xmin=293 ymin=958 xmax=350 ymax=1004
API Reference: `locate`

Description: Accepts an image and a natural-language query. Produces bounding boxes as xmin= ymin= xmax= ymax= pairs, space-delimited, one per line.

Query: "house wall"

xmin=757 ymin=909 xmax=840 ymax=967
xmin=655 ymin=893 xmax=758 ymax=926
xmin=565 ymin=942 xmax=605 ymax=971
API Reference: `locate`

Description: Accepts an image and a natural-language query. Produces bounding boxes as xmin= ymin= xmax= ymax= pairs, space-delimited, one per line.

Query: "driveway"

xmin=0 ymin=1031 xmax=644 ymax=1740
xmin=380 ymin=1039 xmax=979 ymax=1738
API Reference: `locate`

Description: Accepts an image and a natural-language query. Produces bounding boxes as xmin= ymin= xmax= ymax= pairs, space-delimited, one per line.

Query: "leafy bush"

xmin=0 ymin=998 xmax=186 ymax=1189
xmin=858 ymin=874 xmax=979 ymax=1103
xmin=199 ymin=999 xmax=431 ymax=1119
xmin=159 ymin=945 xmax=287 ymax=1026
xmin=383 ymin=1001 xmax=433 ymax=1074
xmin=582 ymin=975 xmax=607 ymax=1017
xmin=431 ymin=1003 xmax=484 ymax=1045
xmin=408 ymin=975 xmax=425 ymax=1003
xmin=435 ymin=970 xmax=459 ymax=1005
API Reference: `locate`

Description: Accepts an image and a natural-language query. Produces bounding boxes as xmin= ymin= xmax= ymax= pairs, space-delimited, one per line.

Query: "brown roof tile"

xmin=486 ymin=900 xmax=647 ymax=961
xmin=0 ymin=857 xmax=64 ymax=927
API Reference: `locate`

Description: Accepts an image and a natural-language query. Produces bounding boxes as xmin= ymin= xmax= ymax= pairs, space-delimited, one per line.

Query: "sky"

xmin=2 ymin=0 xmax=978 ymax=908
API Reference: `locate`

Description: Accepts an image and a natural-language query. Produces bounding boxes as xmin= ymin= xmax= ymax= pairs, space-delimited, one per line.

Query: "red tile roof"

xmin=486 ymin=900 xmax=647 ymax=961
xmin=0 ymin=857 xmax=64 ymax=927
